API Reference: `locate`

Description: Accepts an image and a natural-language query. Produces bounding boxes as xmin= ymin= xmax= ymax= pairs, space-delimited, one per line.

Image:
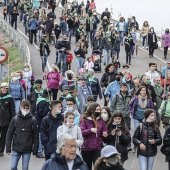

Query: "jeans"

xmin=125 ymin=49 xmax=132 ymax=64
xmin=113 ymin=49 xmax=120 ymax=59
xmin=38 ymin=133 xmax=43 ymax=155
xmin=119 ymin=31 xmax=124 ymax=44
xmin=41 ymin=55 xmax=48 ymax=72
xmin=11 ymin=150 xmax=31 ymax=170
xmin=134 ymin=119 xmax=142 ymax=130
xmin=57 ymin=52 xmax=67 ymax=75
xmin=19 ymin=12 xmax=23 ymax=21
xmin=8 ymin=13 xmax=11 ymax=23
xmin=139 ymin=155 xmax=154 ymax=170
xmin=11 ymin=19 xmax=17 ymax=30
xmin=131 ymin=45 xmax=135 ymax=56
xmin=14 ymin=99 xmax=21 ymax=114
xmin=76 ymin=57 xmax=85 ymax=74
xmin=142 ymin=36 xmax=148 ymax=47
xmin=37 ymin=30 xmax=43 ymax=43
xmin=104 ymin=49 xmax=111 ymax=65
xmin=68 ymin=28 xmax=73 ymax=42
xmin=164 ymin=46 xmax=169 ymax=57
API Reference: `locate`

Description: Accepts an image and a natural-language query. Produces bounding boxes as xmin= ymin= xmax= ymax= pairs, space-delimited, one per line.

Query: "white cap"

xmin=101 ymin=145 xmax=120 ymax=158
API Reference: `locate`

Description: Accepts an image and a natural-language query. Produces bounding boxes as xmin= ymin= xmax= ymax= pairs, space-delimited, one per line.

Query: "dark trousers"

xmin=103 ymin=91 xmax=107 ymax=106
xmin=124 ymin=117 xmax=131 ymax=130
xmin=11 ymin=19 xmax=17 ymax=29
xmin=51 ymin=89 xmax=58 ymax=100
xmin=0 ymin=126 xmax=9 ymax=153
xmin=149 ymin=43 xmax=155 ymax=56
xmin=82 ymin=150 xmax=100 ymax=170
xmin=30 ymin=30 xmax=37 ymax=44
xmin=164 ymin=46 xmax=169 ymax=57
xmin=4 ymin=14 xmax=7 ymax=21
xmin=125 ymin=49 xmax=131 ymax=64
xmin=45 ymin=154 xmax=51 ymax=161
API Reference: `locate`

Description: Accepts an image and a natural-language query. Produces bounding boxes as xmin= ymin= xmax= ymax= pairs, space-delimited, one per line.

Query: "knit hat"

xmin=62 ymin=85 xmax=69 ymax=91
xmin=144 ymin=109 xmax=155 ymax=119
xmin=101 ymin=145 xmax=120 ymax=158
xmin=1 ymin=82 xmax=9 ymax=88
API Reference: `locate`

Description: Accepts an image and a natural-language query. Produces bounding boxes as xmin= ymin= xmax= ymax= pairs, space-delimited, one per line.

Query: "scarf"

xmin=138 ymin=94 xmax=147 ymax=108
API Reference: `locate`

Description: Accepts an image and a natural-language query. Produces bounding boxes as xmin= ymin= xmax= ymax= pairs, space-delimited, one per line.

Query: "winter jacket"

xmin=116 ymin=21 xmax=126 ymax=32
xmin=74 ymin=48 xmax=86 ymax=58
xmin=148 ymin=32 xmax=157 ymax=45
xmin=47 ymin=12 xmax=56 ymax=20
xmin=102 ymin=36 xmax=112 ymax=50
xmin=158 ymin=100 xmax=170 ymax=118
xmin=44 ymin=19 xmax=54 ymax=33
xmin=40 ymin=42 xmax=51 ymax=56
xmin=0 ymin=93 xmax=16 ymax=126
xmin=41 ymin=154 xmax=88 ymax=170
xmin=91 ymin=36 xmax=103 ymax=51
xmin=133 ymin=119 xmax=162 ymax=157
xmin=100 ymin=72 xmax=116 ymax=88
xmin=86 ymin=76 xmax=102 ymax=98
xmin=162 ymin=33 xmax=170 ymax=47
xmin=46 ymin=71 xmax=60 ymax=89
xmin=6 ymin=112 xmax=39 ymax=154
xmin=9 ymin=81 xmax=25 ymax=100
xmin=128 ymin=96 xmax=153 ymax=117
xmin=153 ymin=85 xmax=164 ymax=109
xmin=56 ymin=39 xmax=71 ymax=51
xmin=59 ymin=20 xmax=68 ymax=34
xmin=110 ymin=92 xmax=132 ymax=117
xmin=161 ymin=66 xmax=170 ymax=78
xmin=30 ymin=89 xmax=43 ymax=115
xmin=54 ymin=25 xmax=61 ymax=37
xmin=113 ymin=37 xmax=121 ymax=50
xmin=101 ymin=11 xmax=110 ymax=20
xmin=35 ymin=97 xmax=50 ymax=131
xmin=80 ymin=117 xmax=107 ymax=151
xmin=122 ymin=78 xmax=135 ymax=89
xmin=57 ymin=124 xmax=83 ymax=155
xmin=7 ymin=3 xmax=14 ymax=14
xmin=103 ymin=124 xmax=131 ymax=162
xmin=124 ymin=36 xmax=133 ymax=50
xmin=10 ymin=10 xmax=19 ymax=20
xmin=29 ymin=19 xmax=38 ymax=30
xmin=67 ymin=19 xmax=74 ymax=29
xmin=97 ymin=162 xmax=125 ymax=170
xmin=141 ymin=25 xmax=149 ymax=37
xmin=41 ymin=113 xmax=63 ymax=155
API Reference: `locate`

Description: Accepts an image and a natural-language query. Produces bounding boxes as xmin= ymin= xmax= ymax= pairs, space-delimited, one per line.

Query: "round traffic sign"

xmin=0 ymin=46 xmax=8 ymax=64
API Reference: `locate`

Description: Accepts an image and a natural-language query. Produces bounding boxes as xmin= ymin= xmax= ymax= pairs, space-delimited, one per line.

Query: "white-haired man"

xmin=41 ymin=134 xmax=88 ymax=170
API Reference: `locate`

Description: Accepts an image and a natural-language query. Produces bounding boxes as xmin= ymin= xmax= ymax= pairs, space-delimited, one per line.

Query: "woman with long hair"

xmin=129 ymin=86 xmax=153 ymax=153
xmin=101 ymin=106 xmax=112 ymax=125
xmin=133 ymin=109 xmax=162 ymax=170
xmin=103 ymin=111 xmax=131 ymax=164
xmin=80 ymin=103 xmax=108 ymax=170
xmin=141 ymin=21 xmax=149 ymax=49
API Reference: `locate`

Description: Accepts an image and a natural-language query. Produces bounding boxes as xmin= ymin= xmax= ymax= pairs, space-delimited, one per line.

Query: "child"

xmin=104 ymin=110 xmax=131 ymax=164
xmin=82 ymin=95 xmax=94 ymax=113
xmin=112 ymin=55 xmax=120 ymax=73
xmin=122 ymin=64 xmax=133 ymax=80
xmin=59 ymin=85 xmax=69 ymax=110
xmin=3 ymin=6 xmax=7 ymax=21
xmin=84 ymin=57 xmax=94 ymax=72
xmin=57 ymin=111 xmax=83 ymax=156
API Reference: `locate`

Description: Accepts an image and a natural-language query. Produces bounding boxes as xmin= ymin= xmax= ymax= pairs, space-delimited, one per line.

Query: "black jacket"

xmin=133 ymin=119 xmax=162 ymax=157
xmin=40 ymin=41 xmax=51 ymax=56
xmin=41 ymin=113 xmax=64 ymax=155
xmin=101 ymin=11 xmax=111 ymax=20
xmin=47 ymin=12 xmax=56 ymax=20
xmin=67 ymin=19 xmax=74 ymax=29
xmin=124 ymin=37 xmax=133 ymax=50
xmin=10 ymin=10 xmax=19 ymax=20
xmin=54 ymin=25 xmax=61 ymax=36
xmin=103 ymin=124 xmax=131 ymax=162
xmin=97 ymin=162 xmax=124 ymax=170
xmin=100 ymin=72 xmax=116 ymax=88
xmin=148 ymin=32 xmax=157 ymax=45
xmin=91 ymin=36 xmax=103 ymax=51
xmin=0 ymin=93 xmax=16 ymax=126
xmin=74 ymin=48 xmax=86 ymax=58
xmin=56 ymin=40 xmax=71 ymax=52
xmin=41 ymin=154 xmax=88 ymax=170
xmin=6 ymin=112 xmax=39 ymax=154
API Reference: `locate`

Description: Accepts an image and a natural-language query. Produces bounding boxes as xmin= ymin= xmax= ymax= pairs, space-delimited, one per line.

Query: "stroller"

xmin=91 ymin=50 xmax=102 ymax=72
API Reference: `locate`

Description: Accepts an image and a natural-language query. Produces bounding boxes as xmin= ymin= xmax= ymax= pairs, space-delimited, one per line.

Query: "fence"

xmin=0 ymin=14 xmax=31 ymax=68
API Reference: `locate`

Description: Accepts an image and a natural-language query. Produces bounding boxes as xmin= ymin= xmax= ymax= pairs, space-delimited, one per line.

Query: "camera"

xmin=116 ymin=125 xmax=121 ymax=132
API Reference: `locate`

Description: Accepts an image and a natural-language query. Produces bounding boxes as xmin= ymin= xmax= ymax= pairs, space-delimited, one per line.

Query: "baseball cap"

xmin=101 ymin=145 xmax=120 ymax=158
xmin=1 ymin=82 xmax=9 ymax=88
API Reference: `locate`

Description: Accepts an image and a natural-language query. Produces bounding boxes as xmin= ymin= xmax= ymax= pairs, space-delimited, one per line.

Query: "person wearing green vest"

xmin=35 ymin=88 xmax=51 ymax=158
xmin=30 ymin=79 xmax=43 ymax=115
xmin=0 ymin=82 xmax=16 ymax=156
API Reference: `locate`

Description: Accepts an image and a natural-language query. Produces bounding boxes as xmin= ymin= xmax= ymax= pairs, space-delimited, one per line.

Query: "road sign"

xmin=0 ymin=64 xmax=8 ymax=81
xmin=0 ymin=46 xmax=9 ymax=64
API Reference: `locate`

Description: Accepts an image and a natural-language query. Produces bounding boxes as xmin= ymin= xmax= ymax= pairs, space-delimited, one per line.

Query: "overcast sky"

xmin=94 ymin=0 xmax=169 ymax=33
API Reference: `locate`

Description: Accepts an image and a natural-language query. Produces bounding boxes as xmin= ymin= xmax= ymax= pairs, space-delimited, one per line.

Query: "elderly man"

xmin=41 ymin=134 xmax=88 ymax=170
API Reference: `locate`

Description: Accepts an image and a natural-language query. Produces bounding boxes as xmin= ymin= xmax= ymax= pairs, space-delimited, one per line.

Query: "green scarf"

xmin=36 ymin=96 xmax=50 ymax=105
xmin=88 ymin=76 xmax=97 ymax=83
xmin=35 ymin=89 xmax=43 ymax=94
xmin=0 ymin=94 xmax=12 ymax=100
xmin=66 ymin=93 xmax=80 ymax=106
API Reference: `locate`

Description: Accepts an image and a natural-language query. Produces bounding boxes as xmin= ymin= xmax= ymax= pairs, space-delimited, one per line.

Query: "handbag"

xmin=155 ymin=43 xmax=158 ymax=49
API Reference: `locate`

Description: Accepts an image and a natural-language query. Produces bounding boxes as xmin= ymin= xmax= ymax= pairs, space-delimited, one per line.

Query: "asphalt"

xmin=0 ymin=6 xmax=170 ymax=170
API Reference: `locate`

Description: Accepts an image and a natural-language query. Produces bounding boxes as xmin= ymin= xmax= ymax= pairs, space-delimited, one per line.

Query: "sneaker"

xmin=127 ymin=147 xmax=132 ymax=152
xmin=36 ymin=154 xmax=45 ymax=158
xmin=0 ymin=152 xmax=4 ymax=156
xmin=165 ymin=56 xmax=167 ymax=59
xmin=146 ymin=47 xmax=148 ymax=50
xmin=142 ymin=46 xmax=144 ymax=49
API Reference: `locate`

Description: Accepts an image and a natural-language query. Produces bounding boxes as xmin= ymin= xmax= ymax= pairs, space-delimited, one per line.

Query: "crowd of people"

xmin=1 ymin=0 xmax=170 ymax=170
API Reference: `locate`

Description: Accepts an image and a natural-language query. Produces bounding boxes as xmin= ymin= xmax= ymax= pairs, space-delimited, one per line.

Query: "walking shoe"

xmin=142 ymin=46 xmax=144 ymax=49
xmin=0 ymin=152 xmax=4 ymax=156
xmin=36 ymin=154 xmax=45 ymax=158
xmin=165 ymin=56 xmax=167 ymax=59
xmin=146 ymin=47 xmax=148 ymax=50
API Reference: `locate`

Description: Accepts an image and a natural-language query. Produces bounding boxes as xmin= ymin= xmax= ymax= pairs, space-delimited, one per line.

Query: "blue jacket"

xmin=104 ymin=80 xmax=130 ymax=101
xmin=162 ymin=66 xmax=170 ymax=78
xmin=29 ymin=19 xmax=38 ymax=30
xmin=59 ymin=20 xmax=67 ymax=34
xmin=116 ymin=21 xmax=127 ymax=32
xmin=10 ymin=81 xmax=25 ymax=100
xmin=41 ymin=113 xmax=64 ymax=155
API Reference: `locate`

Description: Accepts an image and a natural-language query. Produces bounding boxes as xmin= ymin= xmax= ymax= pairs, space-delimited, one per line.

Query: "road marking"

xmin=138 ymin=46 xmax=166 ymax=64
xmin=17 ymin=29 xmax=50 ymax=70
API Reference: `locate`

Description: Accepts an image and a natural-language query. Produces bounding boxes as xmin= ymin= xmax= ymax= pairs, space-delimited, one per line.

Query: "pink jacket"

xmin=162 ymin=33 xmax=170 ymax=47
xmin=46 ymin=71 xmax=61 ymax=89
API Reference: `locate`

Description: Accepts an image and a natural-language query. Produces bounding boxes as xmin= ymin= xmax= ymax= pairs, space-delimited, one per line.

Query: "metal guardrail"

xmin=0 ymin=14 xmax=31 ymax=69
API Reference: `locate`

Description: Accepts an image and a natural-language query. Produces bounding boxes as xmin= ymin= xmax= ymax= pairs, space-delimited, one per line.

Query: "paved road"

xmin=0 ymin=6 xmax=170 ymax=170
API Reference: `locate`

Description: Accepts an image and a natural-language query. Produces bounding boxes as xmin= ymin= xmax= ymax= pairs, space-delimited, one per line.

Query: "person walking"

xmin=148 ymin=27 xmax=157 ymax=58
xmin=133 ymin=109 xmax=162 ymax=170
xmin=6 ymin=100 xmax=39 ymax=170
xmin=162 ymin=28 xmax=170 ymax=59
xmin=10 ymin=6 xmax=19 ymax=30
xmin=80 ymin=103 xmax=108 ymax=170
xmin=141 ymin=21 xmax=149 ymax=49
